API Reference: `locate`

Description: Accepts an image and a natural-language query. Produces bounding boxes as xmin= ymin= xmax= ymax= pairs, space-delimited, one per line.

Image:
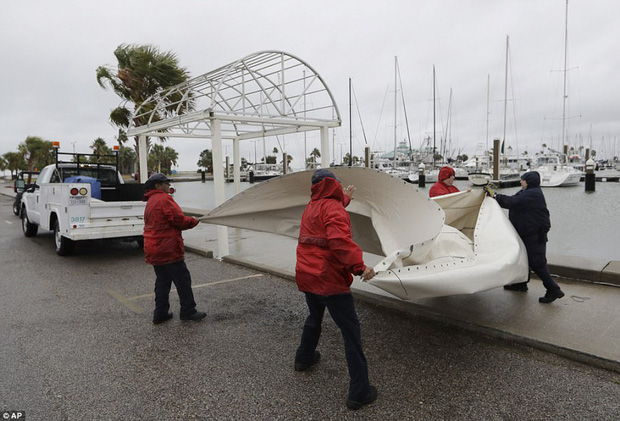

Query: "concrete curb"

xmin=548 ymin=253 xmax=620 ymax=287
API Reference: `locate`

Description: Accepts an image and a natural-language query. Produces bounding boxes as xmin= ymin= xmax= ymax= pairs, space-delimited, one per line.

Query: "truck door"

xmin=24 ymin=167 xmax=51 ymax=225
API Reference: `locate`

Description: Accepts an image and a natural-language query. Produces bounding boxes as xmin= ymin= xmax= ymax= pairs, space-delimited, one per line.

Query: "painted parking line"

xmin=5 ymin=220 xmax=13 ymax=224
xmin=107 ymin=273 xmax=264 ymax=313
xmin=128 ymin=273 xmax=264 ymax=300
xmin=106 ymin=288 xmax=146 ymax=314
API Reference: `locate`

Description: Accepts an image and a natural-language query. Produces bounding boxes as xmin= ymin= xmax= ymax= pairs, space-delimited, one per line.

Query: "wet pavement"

xmin=2 ymin=193 xmax=620 ymax=420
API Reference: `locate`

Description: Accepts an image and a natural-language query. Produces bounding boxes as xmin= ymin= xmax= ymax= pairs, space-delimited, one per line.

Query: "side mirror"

xmin=14 ymin=179 xmax=26 ymax=193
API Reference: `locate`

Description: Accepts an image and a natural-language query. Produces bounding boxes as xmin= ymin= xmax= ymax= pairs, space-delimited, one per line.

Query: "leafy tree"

xmin=273 ymin=147 xmax=279 ymax=154
xmin=197 ymin=149 xmax=213 ymax=172
xmin=18 ymin=136 xmax=54 ymax=171
xmin=96 ymin=44 xmax=194 ymax=155
xmin=264 ymin=155 xmax=277 ymax=164
xmin=2 ymin=152 xmax=27 ymax=178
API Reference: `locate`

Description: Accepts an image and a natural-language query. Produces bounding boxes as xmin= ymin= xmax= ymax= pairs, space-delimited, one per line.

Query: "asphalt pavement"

xmin=1 ymin=188 xmax=620 ymax=420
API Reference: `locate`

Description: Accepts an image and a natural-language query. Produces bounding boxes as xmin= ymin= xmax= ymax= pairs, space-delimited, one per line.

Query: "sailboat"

xmin=372 ymin=57 xmax=416 ymax=181
xmin=528 ymin=0 xmax=582 ymax=187
xmin=468 ymin=36 xmax=521 ymax=186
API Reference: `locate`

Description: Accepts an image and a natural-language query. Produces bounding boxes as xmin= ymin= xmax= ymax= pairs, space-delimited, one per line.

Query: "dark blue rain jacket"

xmin=495 ymin=171 xmax=551 ymax=242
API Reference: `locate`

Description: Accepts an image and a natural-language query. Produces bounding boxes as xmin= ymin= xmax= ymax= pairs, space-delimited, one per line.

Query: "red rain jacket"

xmin=295 ymin=177 xmax=366 ymax=296
xmin=143 ymin=189 xmax=198 ymax=266
xmin=429 ymin=167 xmax=460 ymax=197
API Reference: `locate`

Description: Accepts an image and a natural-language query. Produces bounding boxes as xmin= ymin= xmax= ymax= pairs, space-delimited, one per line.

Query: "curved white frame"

xmin=126 ymin=51 xmax=341 ymax=258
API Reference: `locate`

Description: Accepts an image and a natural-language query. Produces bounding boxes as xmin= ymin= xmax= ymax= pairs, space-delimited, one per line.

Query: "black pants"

xmin=153 ymin=261 xmax=197 ymax=317
xmin=523 ymin=236 xmax=560 ymax=291
xmin=296 ymin=292 xmax=370 ymax=401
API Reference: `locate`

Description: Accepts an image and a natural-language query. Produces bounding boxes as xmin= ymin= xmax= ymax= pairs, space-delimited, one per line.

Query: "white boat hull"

xmin=468 ymin=172 xmax=491 ymax=186
xmin=530 ymin=167 xmax=582 ymax=187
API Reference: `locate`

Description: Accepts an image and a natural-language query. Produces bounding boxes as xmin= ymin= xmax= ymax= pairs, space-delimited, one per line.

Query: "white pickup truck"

xmin=20 ymin=162 xmax=146 ymax=256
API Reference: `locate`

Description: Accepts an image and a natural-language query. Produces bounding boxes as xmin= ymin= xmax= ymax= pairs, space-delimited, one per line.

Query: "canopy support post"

xmin=211 ymin=118 xmax=229 ymax=258
xmin=320 ymin=126 xmax=330 ymax=168
xmin=138 ymin=135 xmax=148 ymax=183
xmin=233 ymin=137 xmax=241 ymax=193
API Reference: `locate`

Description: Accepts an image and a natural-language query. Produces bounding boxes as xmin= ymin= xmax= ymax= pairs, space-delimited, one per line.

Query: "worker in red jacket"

xmin=294 ymin=169 xmax=377 ymax=410
xmin=429 ymin=166 xmax=461 ymax=197
xmin=143 ymin=173 xmax=206 ymax=324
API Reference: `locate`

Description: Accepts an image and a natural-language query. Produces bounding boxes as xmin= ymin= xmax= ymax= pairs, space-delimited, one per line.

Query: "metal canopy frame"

xmin=127 ymin=51 xmax=341 ymax=258
xmin=127 ymin=50 xmax=340 ymax=141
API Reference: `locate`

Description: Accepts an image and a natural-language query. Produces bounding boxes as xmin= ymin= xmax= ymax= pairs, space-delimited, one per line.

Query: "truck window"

xmin=50 ymin=169 xmax=62 ymax=183
xmin=37 ymin=167 xmax=51 ymax=184
xmin=60 ymin=168 xmax=118 ymax=186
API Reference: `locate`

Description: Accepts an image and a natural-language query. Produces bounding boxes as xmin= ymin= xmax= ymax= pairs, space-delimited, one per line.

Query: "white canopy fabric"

xmin=201 ymin=167 xmax=528 ymax=300
xmin=201 ymin=166 xmax=445 ymax=259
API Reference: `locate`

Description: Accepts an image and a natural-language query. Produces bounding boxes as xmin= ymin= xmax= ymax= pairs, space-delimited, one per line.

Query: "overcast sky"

xmin=1 ymin=0 xmax=619 ymax=171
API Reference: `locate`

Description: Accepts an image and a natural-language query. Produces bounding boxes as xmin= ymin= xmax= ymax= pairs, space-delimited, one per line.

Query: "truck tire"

xmin=12 ymin=199 xmax=20 ymax=216
xmin=21 ymin=208 xmax=38 ymax=237
xmin=136 ymin=236 xmax=144 ymax=249
xmin=54 ymin=219 xmax=75 ymax=256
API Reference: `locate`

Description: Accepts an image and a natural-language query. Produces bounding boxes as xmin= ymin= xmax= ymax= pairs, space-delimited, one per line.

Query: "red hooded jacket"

xmin=143 ymin=189 xmax=198 ymax=266
xmin=295 ymin=177 xmax=366 ymax=296
xmin=429 ymin=166 xmax=460 ymax=197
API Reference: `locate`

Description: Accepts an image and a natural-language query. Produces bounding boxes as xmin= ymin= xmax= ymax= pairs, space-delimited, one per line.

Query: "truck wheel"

xmin=136 ymin=236 xmax=144 ymax=249
xmin=21 ymin=208 xmax=38 ymax=237
xmin=54 ymin=219 xmax=75 ymax=256
xmin=13 ymin=199 xmax=20 ymax=216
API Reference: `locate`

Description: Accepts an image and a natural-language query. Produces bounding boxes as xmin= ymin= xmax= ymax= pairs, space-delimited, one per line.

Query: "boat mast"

xmin=394 ymin=56 xmax=398 ymax=168
xmin=561 ymin=0 xmax=569 ymax=151
xmin=486 ymin=74 xmax=490 ymax=153
xmin=502 ymin=35 xmax=509 ymax=153
xmin=349 ymin=77 xmax=352 ymax=167
xmin=433 ymin=65 xmax=436 ymax=168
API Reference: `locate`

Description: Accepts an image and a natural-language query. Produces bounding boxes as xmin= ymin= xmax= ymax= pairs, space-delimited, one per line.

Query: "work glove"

xmin=483 ymin=185 xmax=495 ymax=198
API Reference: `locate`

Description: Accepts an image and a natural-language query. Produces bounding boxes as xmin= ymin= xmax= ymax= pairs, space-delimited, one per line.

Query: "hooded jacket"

xmin=429 ymin=167 xmax=460 ymax=197
xmin=295 ymin=177 xmax=366 ymax=295
xmin=143 ymin=189 xmax=198 ymax=266
xmin=495 ymin=171 xmax=551 ymax=241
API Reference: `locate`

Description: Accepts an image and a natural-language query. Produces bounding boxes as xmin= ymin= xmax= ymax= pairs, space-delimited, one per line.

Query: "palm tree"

xmin=2 ymin=151 xmax=27 ymax=178
xmin=118 ymin=146 xmax=137 ymax=175
xmin=18 ymin=136 xmax=54 ymax=171
xmin=160 ymin=146 xmax=179 ymax=174
xmin=197 ymin=149 xmax=213 ymax=172
xmin=89 ymin=138 xmax=114 ymax=163
xmin=96 ymin=44 xmax=194 ymax=155
xmin=2 ymin=152 xmax=27 ymax=178
xmin=309 ymin=147 xmax=321 ymax=163
xmin=149 ymin=144 xmax=178 ymax=174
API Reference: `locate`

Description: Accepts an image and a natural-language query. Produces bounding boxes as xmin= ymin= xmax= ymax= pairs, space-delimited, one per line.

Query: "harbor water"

xmin=172 ymin=179 xmax=620 ymax=262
